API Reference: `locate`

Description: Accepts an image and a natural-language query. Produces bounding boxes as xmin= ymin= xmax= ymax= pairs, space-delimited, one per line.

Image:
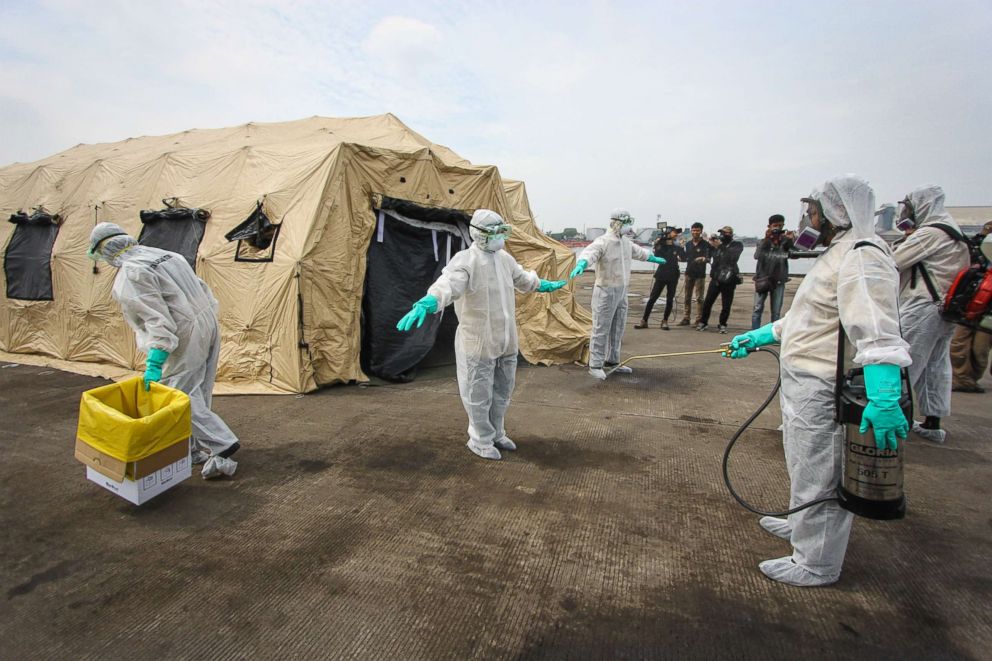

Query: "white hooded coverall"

xmin=427 ymin=212 xmax=540 ymax=455
xmin=107 ymin=237 xmax=240 ymax=459
xmin=767 ymin=175 xmax=911 ymax=584
xmin=578 ymin=231 xmax=651 ymax=368
xmin=891 ymin=185 xmax=971 ymax=419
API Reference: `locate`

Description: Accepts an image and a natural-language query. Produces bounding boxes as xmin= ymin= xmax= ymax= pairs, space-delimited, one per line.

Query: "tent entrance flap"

xmin=5 ymin=210 xmax=62 ymax=301
xmin=361 ymin=203 xmax=468 ymax=382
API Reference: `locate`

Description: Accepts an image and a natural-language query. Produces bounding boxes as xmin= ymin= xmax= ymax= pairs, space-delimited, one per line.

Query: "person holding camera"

xmin=679 ymin=222 xmax=711 ymax=326
xmin=636 ymin=226 xmax=685 ymax=330
xmin=752 ymin=214 xmax=795 ymax=329
xmin=698 ymin=226 xmax=744 ymax=333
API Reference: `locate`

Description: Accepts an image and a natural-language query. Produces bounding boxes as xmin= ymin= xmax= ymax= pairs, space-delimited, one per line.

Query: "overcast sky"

xmin=1 ymin=0 xmax=989 ymax=235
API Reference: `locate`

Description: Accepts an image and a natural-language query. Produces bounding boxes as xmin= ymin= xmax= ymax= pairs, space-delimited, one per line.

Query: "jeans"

xmin=700 ymin=279 xmax=736 ymax=326
xmin=752 ymin=282 xmax=786 ymax=329
xmin=682 ymin=276 xmax=706 ymax=323
xmin=643 ymin=278 xmax=678 ymax=321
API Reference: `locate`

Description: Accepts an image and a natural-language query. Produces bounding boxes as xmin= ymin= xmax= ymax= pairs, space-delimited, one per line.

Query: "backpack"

xmin=942 ymin=265 xmax=992 ymax=334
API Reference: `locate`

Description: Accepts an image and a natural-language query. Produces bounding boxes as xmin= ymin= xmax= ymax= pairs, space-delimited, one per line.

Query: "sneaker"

xmin=718 ymin=324 xmax=728 ymax=334
xmin=912 ymin=422 xmax=946 ymax=444
xmin=696 ymin=323 xmax=708 ymax=331
xmin=589 ymin=367 xmax=607 ymax=380
xmin=634 ymin=320 xmax=649 ymax=329
xmin=660 ymin=321 xmax=670 ymax=330
xmin=952 ymin=383 xmax=986 ymax=393
xmin=494 ymin=436 xmax=517 ymax=451
xmin=678 ymin=319 xmax=691 ymax=326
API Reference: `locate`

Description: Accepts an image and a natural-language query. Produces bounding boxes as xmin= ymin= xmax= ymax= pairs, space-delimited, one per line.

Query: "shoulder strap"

xmin=854 ymin=240 xmax=885 ymax=253
xmin=929 ymin=222 xmax=966 ymax=243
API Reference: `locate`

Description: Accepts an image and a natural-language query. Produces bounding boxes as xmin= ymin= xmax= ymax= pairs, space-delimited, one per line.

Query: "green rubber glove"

xmin=537 ymin=279 xmax=566 ymax=293
xmin=727 ymin=323 xmax=778 ymax=359
xmin=647 ymin=255 xmax=667 ymax=265
xmin=396 ymin=294 xmax=439 ymax=332
xmin=569 ymin=259 xmax=588 ymax=279
xmin=860 ymin=363 xmax=908 ymax=450
xmin=144 ymin=347 xmax=169 ymax=391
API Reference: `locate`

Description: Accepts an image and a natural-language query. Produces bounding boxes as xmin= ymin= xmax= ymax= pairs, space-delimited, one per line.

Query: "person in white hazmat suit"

xmin=569 ymin=209 xmax=667 ymax=380
xmin=891 ymin=185 xmax=971 ymax=444
xmin=88 ymin=223 xmax=240 ymax=479
xmin=725 ymin=175 xmax=911 ymax=586
xmin=395 ymin=210 xmax=566 ymax=461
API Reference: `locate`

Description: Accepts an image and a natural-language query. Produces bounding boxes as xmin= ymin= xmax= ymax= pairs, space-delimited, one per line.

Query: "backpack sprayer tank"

xmin=835 ymin=366 xmax=912 ymax=520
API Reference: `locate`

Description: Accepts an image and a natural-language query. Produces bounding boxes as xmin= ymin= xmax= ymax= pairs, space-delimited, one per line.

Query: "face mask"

xmin=719 ymin=233 xmax=732 ymax=244
xmin=485 ymin=236 xmax=506 ymax=252
xmin=895 ymin=217 xmax=915 ymax=232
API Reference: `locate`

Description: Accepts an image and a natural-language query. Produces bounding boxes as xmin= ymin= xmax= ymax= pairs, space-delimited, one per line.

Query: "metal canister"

xmin=835 ymin=368 xmax=909 ymax=520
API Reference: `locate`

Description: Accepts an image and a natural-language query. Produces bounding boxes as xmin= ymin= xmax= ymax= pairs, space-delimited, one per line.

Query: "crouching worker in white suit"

xmin=396 ymin=210 xmax=566 ymax=461
xmin=88 ymin=222 xmax=240 ymax=479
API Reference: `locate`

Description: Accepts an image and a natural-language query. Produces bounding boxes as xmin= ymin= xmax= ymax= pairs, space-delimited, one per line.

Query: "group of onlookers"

xmin=635 ymin=216 xmax=794 ymax=333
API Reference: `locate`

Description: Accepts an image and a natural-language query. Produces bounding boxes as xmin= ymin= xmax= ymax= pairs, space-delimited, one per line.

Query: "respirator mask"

xmin=795 ymin=198 xmax=824 ymax=250
xmin=471 ymin=222 xmax=512 ymax=252
xmin=895 ymin=199 xmax=916 ymax=232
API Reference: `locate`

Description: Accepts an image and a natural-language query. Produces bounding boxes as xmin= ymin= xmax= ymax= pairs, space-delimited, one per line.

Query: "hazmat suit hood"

xmin=88 ymin=222 xmax=138 ymax=267
xmin=905 ymin=184 xmax=953 ymax=228
xmin=818 ymin=174 xmax=875 ymax=241
xmin=469 ymin=209 xmax=508 ymax=252
xmin=609 ymin=208 xmax=633 ymax=236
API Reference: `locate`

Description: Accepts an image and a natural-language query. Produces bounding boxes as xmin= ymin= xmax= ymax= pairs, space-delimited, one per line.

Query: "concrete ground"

xmin=2 ymin=272 xmax=990 ymax=660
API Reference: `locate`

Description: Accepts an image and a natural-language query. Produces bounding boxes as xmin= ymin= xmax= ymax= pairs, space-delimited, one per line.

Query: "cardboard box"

xmin=78 ymin=438 xmax=192 ymax=505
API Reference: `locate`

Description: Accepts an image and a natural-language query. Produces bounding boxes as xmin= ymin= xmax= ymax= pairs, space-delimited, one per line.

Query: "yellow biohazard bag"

xmin=77 ymin=377 xmax=191 ymax=462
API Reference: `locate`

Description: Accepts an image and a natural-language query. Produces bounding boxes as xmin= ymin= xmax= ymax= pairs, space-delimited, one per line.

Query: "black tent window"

xmin=137 ymin=201 xmax=209 ymax=270
xmin=4 ymin=209 xmax=62 ymax=301
xmin=225 ymin=201 xmax=281 ymax=262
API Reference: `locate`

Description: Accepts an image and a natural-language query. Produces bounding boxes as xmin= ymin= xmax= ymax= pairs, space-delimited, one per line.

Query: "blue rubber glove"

xmin=569 ymin=259 xmax=588 ymax=279
xmin=726 ymin=323 xmax=778 ymax=359
xmin=396 ymin=294 xmax=439 ymax=332
xmin=144 ymin=347 xmax=169 ymax=391
xmin=860 ymin=363 xmax=908 ymax=450
xmin=647 ymin=255 xmax=667 ymax=265
xmin=537 ymin=279 xmax=566 ymax=293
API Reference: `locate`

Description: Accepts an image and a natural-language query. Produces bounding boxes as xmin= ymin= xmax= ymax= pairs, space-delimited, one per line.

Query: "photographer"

xmin=698 ymin=226 xmax=744 ymax=333
xmin=636 ymin=226 xmax=685 ymax=330
xmin=752 ymin=214 xmax=795 ymax=329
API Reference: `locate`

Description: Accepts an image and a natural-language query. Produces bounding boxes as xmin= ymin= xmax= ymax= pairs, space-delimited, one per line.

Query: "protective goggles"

xmin=611 ymin=215 xmax=634 ymax=226
xmin=470 ymin=222 xmax=513 ymax=237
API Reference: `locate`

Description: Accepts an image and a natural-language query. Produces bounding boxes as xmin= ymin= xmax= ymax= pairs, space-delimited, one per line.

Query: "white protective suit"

xmin=761 ymin=175 xmax=911 ymax=586
xmin=97 ymin=231 xmax=240 ymax=476
xmin=578 ymin=229 xmax=652 ymax=369
xmin=427 ymin=210 xmax=540 ymax=458
xmin=892 ymin=185 xmax=970 ymax=425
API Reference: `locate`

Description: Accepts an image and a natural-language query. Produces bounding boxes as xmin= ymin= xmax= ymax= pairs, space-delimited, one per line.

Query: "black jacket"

xmin=754 ymin=236 xmax=794 ymax=283
xmin=684 ymin=239 xmax=711 ymax=278
xmin=652 ymin=240 xmax=684 ymax=281
xmin=710 ymin=240 xmax=744 ymax=283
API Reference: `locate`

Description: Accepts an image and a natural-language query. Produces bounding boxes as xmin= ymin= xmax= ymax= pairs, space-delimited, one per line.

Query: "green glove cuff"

xmin=863 ymin=363 xmax=903 ymax=407
xmin=147 ymin=348 xmax=170 ymax=368
xmin=537 ymin=279 xmax=566 ymax=293
xmin=752 ymin=323 xmax=777 ymax=347
xmin=577 ymin=259 xmax=587 ymax=270
xmin=415 ymin=294 xmax=438 ymax=314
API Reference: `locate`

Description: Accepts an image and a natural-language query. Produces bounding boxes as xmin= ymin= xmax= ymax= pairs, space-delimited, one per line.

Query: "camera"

xmin=770 ymin=228 xmax=784 ymax=236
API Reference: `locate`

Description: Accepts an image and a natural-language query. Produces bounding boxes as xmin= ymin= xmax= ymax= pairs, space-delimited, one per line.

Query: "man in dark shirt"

xmin=636 ymin=226 xmax=685 ymax=330
xmin=751 ymin=214 xmax=795 ymax=329
xmin=679 ymin=222 xmax=711 ymax=326
xmin=698 ymin=226 xmax=744 ymax=333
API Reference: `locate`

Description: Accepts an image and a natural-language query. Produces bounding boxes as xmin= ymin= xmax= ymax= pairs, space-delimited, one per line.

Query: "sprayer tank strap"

xmin=910 ymin=223 xmax=967 ymax=303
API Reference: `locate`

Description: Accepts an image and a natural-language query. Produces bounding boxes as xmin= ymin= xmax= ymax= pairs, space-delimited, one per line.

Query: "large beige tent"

xmin=0 ymin=115 xmax=590 ymax=394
